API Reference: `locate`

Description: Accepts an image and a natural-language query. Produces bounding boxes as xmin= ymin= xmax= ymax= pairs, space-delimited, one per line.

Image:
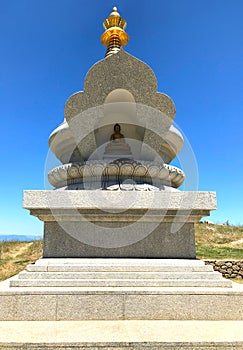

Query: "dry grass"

xmin=195 ymin=223 xmax=243 ymax=246
xmin=230 ymin=278 xmax=243 ymax=284
xmin=195 ymin=223 xmax=243 ymax=260
xmin=0 ymin=240 xmax=42 ymax=281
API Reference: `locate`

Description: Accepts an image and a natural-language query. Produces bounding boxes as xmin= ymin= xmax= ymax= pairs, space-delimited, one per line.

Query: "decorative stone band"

xmin=48 ymin=159 xmax=185 ymax=190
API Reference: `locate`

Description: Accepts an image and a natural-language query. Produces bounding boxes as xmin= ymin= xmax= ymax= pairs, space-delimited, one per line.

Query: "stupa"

xmin=0 ymin=7 xmax=242 ymax=349
xmin=22 ymin=7 xmax=213 ymax=259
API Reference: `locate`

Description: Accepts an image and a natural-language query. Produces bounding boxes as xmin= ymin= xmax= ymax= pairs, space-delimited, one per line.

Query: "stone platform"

xmin=1 ymin=258 xmax=243 ymax=321
xmin=0 ymin=320 xmax=243 ymax=350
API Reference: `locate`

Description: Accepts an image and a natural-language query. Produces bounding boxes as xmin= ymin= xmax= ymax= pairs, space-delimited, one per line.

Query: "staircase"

xmin=10 ymin=258 xmax=232 ymax=288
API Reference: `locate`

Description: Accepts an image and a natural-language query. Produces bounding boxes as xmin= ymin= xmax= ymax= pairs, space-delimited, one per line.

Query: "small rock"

xmin=226 ymin=262 xmax=232 ymax=267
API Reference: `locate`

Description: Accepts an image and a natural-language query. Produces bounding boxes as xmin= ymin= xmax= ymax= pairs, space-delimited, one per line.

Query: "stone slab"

xmin=28 ymin=258 xmax=210 ymax=266
xmin=0 ymin=286 xmax=242 ymax=320
xmin=42 ymin=221 xmax=197 ymax=258
xmin=27 ymin=264 xmax=215 ymax=272
xmin=14 ymin=294 xmax=57 ymax=321
xmin=23 ymin=190 xmax=216 ymax=211
xmin=124 ymin=293 xmax=243 ymax=320
xmin=0 ymin=320 xmax=243 ymax=350
xmin=18 ymin=271 xmax=222 ymax=280
xmin=0 ymin=295 xmax=15 ymax=321
xmin=10 ymin=279 xmax=232 ymax=288
xmin=56 ymin=294 xmax=124 ymax=320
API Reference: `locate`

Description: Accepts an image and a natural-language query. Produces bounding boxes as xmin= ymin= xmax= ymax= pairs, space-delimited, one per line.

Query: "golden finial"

xmin=101 ymin=7 xmax=129 ymax=57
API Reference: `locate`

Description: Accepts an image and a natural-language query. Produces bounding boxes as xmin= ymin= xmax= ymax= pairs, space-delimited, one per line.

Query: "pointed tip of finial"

xmin=110 ymin=6 xmax=120 ymax=16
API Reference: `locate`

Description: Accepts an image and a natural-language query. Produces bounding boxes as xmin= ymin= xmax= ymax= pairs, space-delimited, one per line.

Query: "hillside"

xmin=195 ymin=223 xmax=243 ymax=259
xmin=0 ymin=240 xmax=42 ymax=281
xmin=0 ymin=223 xmax=242 ymax=282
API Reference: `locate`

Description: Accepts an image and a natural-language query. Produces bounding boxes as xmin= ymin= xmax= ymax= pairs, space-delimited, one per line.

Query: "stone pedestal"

xmin=23 ymin=190 xmax=216 ymax=259
xmin=43 ymin=221 xmax=196 ymax=258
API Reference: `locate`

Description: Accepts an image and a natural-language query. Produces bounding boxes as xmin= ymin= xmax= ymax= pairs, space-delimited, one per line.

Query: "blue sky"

xmin=0 ymin=0 xmax=242 ymax=236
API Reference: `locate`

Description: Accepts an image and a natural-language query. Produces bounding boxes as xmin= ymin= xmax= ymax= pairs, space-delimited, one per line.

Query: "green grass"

xmin=195 ymin=223 xmax=243 ymax=260
xmin=196 ymin=244 xmax=243 ymax=260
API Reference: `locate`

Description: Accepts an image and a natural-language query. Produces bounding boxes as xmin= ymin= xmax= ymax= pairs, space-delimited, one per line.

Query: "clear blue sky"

xmin=0 ymin=0 xmax=242 ymax=236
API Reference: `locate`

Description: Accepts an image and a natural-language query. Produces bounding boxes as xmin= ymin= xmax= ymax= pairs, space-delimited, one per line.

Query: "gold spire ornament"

xmin=101 ymin=7 xmax=129 ymax=57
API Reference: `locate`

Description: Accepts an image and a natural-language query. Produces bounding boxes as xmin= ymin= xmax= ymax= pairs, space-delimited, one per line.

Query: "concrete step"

xmin=0 ymin=320 xmax=243 ymax=349
xmin=1 ymin=277 xmax=242 ymax=321
xmin=10 ymin=278 xmax=232 ymax=288
xmin=27 ymin=263 xmax=214 ymax=272
xmin=13 ymin=258 xmax=231 ymax=289
xmin=31 ymin=258 xmax=210 ymax=265
xmin=18 ymin=271 xmax=222 ymax=280
xmin=26 ymin=258 xmax=215 ymax=273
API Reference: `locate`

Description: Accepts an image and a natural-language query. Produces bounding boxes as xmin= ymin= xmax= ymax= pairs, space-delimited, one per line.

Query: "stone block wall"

xmin=205 ymin=260 xmax=243 ymax=279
